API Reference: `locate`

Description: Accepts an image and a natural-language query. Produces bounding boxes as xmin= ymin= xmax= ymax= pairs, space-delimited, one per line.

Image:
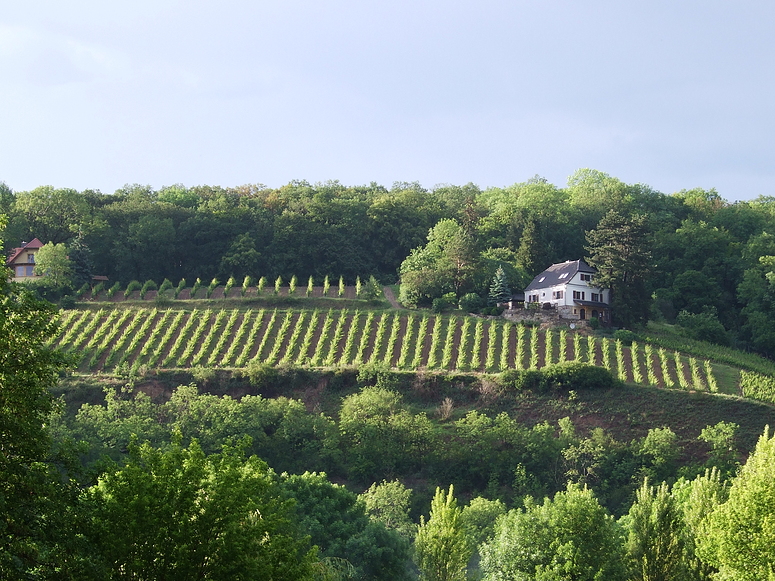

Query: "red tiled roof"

xmin=5 ymin=238 xmax=44 ymax=266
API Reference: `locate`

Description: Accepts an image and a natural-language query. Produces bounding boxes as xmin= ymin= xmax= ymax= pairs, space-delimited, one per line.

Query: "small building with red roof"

xmin=5 ymin=238 xmax=44 ymax=282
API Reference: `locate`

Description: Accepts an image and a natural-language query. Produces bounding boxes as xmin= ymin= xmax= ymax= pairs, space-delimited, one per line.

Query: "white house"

xmin=524 ymin=259 xmax=610 ymax=323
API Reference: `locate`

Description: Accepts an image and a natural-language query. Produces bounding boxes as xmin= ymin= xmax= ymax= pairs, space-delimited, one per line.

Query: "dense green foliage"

xmin=5 ymin=172 xmax=775 ymax=353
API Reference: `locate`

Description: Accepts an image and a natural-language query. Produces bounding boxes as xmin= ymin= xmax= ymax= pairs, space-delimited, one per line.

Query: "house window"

xmin=25 ymin=266 xmax=34 ymax=276
xmin=16 ymin=266 xmax=24 ymax=277
xmin=27 ymin=253 xmax=35 ymax=263
xmin=538 ymin=276 xmax=545 ymax=283
xmin=528 ymin=294 xmax=539 ymax=303
xmin=573 ymin=291 xmax=585 ymax=300
xmin=580 ymin=274 xmax=591 ymax=281
xmin=591 ymin=293 xmax=600 ymax=302
xmin=552 ymin=290 xmax=564 ymax=299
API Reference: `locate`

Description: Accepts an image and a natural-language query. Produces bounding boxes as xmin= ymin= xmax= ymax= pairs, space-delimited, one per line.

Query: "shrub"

xmin=542 ymin=361 xmax=617 ymax=391
xmin=677 ymin=309 xmax=729 ymax=346
xmin=244 ymin=360 xmax=278 ymax=389
xmin=459 ymin=293 xmax=485 ymax=313
xmin=613 ymin=329 xmax=640 ymax=345
xmin=191 ymin=278 xmax=202 ymax=298
xmin=224 ymin=276 xmax=236 ymax=297
xmin=500 ymin=368 xmax=545 ymax=391
xmin=206 ymin=278 xmax=219 ymax=299
xmin=588 ymin=316 xmax=600 ymax=330
xmin=257 ymin=276 xmax=267 ymax=294
xmin=241 ymin=275 xmax=252 ymax=296
xmin=76 ymin=282 xmax=90 ymax=298
xmin=274 ymin=276 xmax=282 ymax=295
xmin=363 ymin=276 xmax=382 ymax=300
xmin=174 ymin=278 xmax=186 ymax=299
xmin=91 ymin=281 xmax=105 ymax=298
xmin=106 ymin=281 xmax=121 ymax=298
xmin=154 ymin=293 xmax=172 ymax=307
xmin=59 ymin=295 xmax=76 ymax=309
xmin=124 ymin=280 xmax=141 ymax=299
xmin=139 ymin=279 xmax=157 ymax=300
xmin=431 ymin=297 xmax=447 ymax=313
xmin=159 ymin=278 xmax=173 ymax=295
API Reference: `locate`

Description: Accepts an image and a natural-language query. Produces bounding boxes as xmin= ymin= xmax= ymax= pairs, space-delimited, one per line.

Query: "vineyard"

xmin=53 ymin=306 xmax=731 ymax=395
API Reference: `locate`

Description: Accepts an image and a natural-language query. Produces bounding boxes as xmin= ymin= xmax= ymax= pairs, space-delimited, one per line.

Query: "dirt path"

xmin=383 ymin=286 xmax=402 ymax=309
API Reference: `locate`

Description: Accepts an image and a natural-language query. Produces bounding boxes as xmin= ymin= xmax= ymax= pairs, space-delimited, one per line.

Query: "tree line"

xmin=3 ymin=169 xmax=775 ymax=352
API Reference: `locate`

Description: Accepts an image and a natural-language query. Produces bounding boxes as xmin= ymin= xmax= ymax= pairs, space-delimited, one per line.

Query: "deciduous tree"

xmin=414 ymin=485 xmax=472 ymax=581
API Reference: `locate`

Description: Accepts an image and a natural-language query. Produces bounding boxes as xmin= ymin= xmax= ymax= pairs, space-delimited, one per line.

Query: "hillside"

xmin=54 ymin=288 xmax=775 ymax=409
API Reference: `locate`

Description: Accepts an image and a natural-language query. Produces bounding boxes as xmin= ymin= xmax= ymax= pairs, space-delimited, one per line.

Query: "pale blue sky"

xmin=2 ymin=1 xmax=774 ymax=200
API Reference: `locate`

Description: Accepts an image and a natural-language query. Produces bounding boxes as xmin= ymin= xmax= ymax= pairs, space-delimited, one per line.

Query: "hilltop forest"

xmin=4 ymin=170 xmax=775 ymax=580
xmin=3 ymin=168 xmax=775 ymax=350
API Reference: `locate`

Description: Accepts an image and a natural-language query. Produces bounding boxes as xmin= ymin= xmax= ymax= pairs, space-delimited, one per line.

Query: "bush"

xmin=191 ymin=278 xmax=202 ymax=298
xmin=91 ymin=281 xmax=105 ymax=298
xmin=154 ymin=293 xmax=172 ymax=307
xmin=244 ymin=361 xmax=279 ymax=389
xmin=174 ymin=278 xmax=186 ymax=299
xmin=677 ymin=309 xmax=729 ymax=346
xmin=124 ymin=280 xmax=141 ymax=299
xmin=76 ymin=282 xmax=90 ymax=298
xmin=500 ymin=369 xmax=545 ymax=391
xmin=459 ymin=293 xmax=486 ymax=313
xmin=431 ymin=298 xmax=447 ymax=313
xmin=206 ymin=278 xmax=219 ymax=299
xmin=59 ymin=295 xmax=76 ymax=309
xmin=542 ymin=362 xmax=617 ymax=391
xmin=139 ymin=279 xmax=157 ymax=300
xmin=159 ymin=278 xmax=173 ymax=295
xmin=106 ymin=281 xmax=121 ymax=298
xmin=613 ymin=329 xmax=640 ymax=346
xmin=589 ymin=316 xmax=600 ymax=330
xmin=501 ymin=363 xmax=617 ymax=392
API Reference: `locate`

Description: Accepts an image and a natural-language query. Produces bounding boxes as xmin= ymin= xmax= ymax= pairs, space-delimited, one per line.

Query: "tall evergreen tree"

xmin=488 ymin=266 xmax=511 ymax=305
xmin=585 ymin=210 xmax=652 ymax=328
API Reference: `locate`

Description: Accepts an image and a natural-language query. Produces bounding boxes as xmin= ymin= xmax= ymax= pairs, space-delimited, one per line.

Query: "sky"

xmin=1 ymin=1 xmax=774 ymax=200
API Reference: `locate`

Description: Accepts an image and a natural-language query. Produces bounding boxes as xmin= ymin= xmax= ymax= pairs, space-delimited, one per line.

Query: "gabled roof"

xmin=5 ymin=238 xmax=44 ymax=266
xmin=524 ymin=259 xmax=596 ymax=292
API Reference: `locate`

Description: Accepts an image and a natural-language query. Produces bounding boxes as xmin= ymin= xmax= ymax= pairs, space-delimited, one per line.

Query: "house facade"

xmin=5 ymin=238 xmax=44 ymax=283
xmin=524 ymin=259 xmax=610 ymax=323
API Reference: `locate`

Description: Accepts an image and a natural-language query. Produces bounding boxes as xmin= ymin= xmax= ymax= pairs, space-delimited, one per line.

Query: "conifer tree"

xmin=488 ymin=266 xmax=511 ymax=305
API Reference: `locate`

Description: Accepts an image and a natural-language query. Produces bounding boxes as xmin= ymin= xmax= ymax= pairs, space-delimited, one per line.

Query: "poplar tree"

xmin=623 ymin=479 xmax=685 ymax=581
xmin=698 ymin=427 xmax=775 ymax=581
xmin=414 ymin=485 xmax=472 ymax=581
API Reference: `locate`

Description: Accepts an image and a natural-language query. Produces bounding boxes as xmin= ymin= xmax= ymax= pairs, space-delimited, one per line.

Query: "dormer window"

xmin=580 ymin=274 xmax=591 ymax=281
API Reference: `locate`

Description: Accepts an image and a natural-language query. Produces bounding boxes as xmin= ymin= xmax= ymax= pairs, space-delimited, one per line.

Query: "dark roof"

xmin=5 ymin=238 xmax=44 ymax=266
xmin=525 ymin=259 xmax=596 ymax=292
